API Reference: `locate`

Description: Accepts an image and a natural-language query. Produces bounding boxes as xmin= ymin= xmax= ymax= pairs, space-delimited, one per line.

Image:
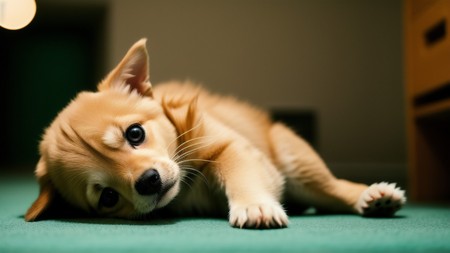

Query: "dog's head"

xmin=25 ymin=39 xmax=182 ymax=221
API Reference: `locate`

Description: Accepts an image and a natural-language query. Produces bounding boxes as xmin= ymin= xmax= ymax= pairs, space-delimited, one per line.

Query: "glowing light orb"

xmin=0 ymin=0 xmax=37 ymax=30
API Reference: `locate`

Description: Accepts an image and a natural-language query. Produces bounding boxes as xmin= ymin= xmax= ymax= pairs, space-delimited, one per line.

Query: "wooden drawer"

xmin=410 ymin=0 xmax=450 ymax=96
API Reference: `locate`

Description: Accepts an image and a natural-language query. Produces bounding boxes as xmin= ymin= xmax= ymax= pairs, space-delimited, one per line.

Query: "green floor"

xmin=1 ymin=173 xmax=449 ymax=253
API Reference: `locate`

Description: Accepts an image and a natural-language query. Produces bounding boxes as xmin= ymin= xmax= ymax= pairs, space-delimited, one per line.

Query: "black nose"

xmin=135 ymin=169 xmax=162 ymax=195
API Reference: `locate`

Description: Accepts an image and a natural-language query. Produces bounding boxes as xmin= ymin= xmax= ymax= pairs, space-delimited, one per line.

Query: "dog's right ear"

xmin=98 ymin=38 xmax=153 ymax=97
xmin=25 ymin=158 xmax=56 ymax=222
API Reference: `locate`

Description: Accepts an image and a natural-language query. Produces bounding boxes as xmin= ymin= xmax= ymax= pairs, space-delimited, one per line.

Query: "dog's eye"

xmin=99 ymin=187 xmax=119 ymax=208
xmin=125 ymin=123 xmax=146 ymax=147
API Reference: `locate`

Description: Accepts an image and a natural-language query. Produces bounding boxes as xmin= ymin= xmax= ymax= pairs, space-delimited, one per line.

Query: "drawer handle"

xmin=425 ymin=19 xmax=447 ymax=47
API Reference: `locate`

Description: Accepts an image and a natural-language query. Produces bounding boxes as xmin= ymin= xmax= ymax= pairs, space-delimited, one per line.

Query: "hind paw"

xmin=357 ymin=182 xmax=406 ymax=217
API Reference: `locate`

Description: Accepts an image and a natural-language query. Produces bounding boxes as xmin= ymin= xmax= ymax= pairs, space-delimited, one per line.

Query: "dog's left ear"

xmin=25 ymin=158 xmax=56 ymax=221
xmin=98 ymin=38 xmax=153 ymax=97
xmin=25 ymin=159 xmax=86 ymax=221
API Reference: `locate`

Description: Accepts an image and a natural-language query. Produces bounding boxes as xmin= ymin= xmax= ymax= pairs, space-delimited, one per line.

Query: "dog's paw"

xmin=229 ymin=202 xmax=289 ymax=229
xmin=357 ymin=182 xmax=406 ymax=217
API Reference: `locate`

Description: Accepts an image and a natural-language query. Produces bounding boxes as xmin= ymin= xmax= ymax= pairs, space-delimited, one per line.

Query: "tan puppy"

xmin=25 ymin=39 xmax=406 ymax=228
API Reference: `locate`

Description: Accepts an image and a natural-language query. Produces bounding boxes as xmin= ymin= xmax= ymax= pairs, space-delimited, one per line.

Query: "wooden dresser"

xmin=404 ymin=0 xmax=450 ymax=202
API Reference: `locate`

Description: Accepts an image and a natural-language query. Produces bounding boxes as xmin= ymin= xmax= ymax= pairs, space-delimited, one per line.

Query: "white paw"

xmin=357 ymin=182 xmax=406 ymax=217
xmin=229 ymin=202 xmax=289 ymax=229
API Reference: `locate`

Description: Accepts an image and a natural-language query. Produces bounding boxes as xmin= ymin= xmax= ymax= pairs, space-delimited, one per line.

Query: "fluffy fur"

xmin=25 ymin=39 xmax=406 ymax=228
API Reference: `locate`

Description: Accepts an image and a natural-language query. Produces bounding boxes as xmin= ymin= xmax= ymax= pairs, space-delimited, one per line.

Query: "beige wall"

xmin=108 ymin=0 xmax=406 ymax=184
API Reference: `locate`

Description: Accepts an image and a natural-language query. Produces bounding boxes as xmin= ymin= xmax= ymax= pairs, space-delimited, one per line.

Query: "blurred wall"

xmin=1 ymin=0 xmax=405 ymax=185
xmin=108 ymin=0 xmax=406 ymax=184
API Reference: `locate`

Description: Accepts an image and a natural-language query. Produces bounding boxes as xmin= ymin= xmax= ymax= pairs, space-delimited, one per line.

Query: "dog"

xmin=25 ymin=38 xmax=406 ymax=228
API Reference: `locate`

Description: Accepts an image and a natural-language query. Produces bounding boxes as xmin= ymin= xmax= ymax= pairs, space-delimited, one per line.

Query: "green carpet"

xmin=1 ymin=173 xmax=449 ymax=253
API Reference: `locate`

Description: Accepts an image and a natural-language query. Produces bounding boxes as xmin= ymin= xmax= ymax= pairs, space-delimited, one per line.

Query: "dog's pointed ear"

xmin=25 ymin=158 xmax=56 ymax=222
xmin=98 ymin=38 xmax=153 ymax=97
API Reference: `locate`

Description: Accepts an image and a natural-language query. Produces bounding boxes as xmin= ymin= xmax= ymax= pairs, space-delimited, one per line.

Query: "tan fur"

xmin=25 ymin=39 xmax=406 ymax=228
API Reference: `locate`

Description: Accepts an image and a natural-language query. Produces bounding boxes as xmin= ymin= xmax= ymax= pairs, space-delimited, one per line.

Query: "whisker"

xmin=180 ymin=177 xmax=194 ymax=191
xmin=173 ymin=138 xmax=216 ymax=162
xmin=177 ymin=158 xmax=218 ymax=165
xmin=181 ymin=170 xmax=197 ymax=181
xmin=171 ymin=136 xmax=211 ymax=159
xmin=181 ymin=166 xmax=210 ymax=187
xmin=181 ymin=169 xmax=204 ymax=191
xmin=175 ymin=135 xmax=213 ymax=150
xmin=173 ymin=144 xmax=215 ymax=164
xmin=174 ymin=136 xmax=214 ymax=156
xmin=165 ymin=115 xmax=205 ymax=151
xmin=171 ymin=136 xmax=215 ymax=161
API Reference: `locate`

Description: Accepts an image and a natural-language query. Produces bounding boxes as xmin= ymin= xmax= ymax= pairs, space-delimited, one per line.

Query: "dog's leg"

xmin=213 ymin=139 xmax=289 ymax=228
xmin=269 ymin=123 xmax=406 ymax=216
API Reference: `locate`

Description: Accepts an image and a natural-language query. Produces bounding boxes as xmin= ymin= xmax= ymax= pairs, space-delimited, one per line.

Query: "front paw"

xmin=357 ymin=182 xmax=406 ymax=217
xmin=229 ymin=202 xmax=289 ymax=229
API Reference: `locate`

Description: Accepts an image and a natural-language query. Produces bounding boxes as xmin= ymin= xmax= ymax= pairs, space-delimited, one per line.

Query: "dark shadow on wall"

xmin=0 ymin=1 xmax=108 ymax=170
xmin=271 ymin=109 xmax=318 ymax=150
